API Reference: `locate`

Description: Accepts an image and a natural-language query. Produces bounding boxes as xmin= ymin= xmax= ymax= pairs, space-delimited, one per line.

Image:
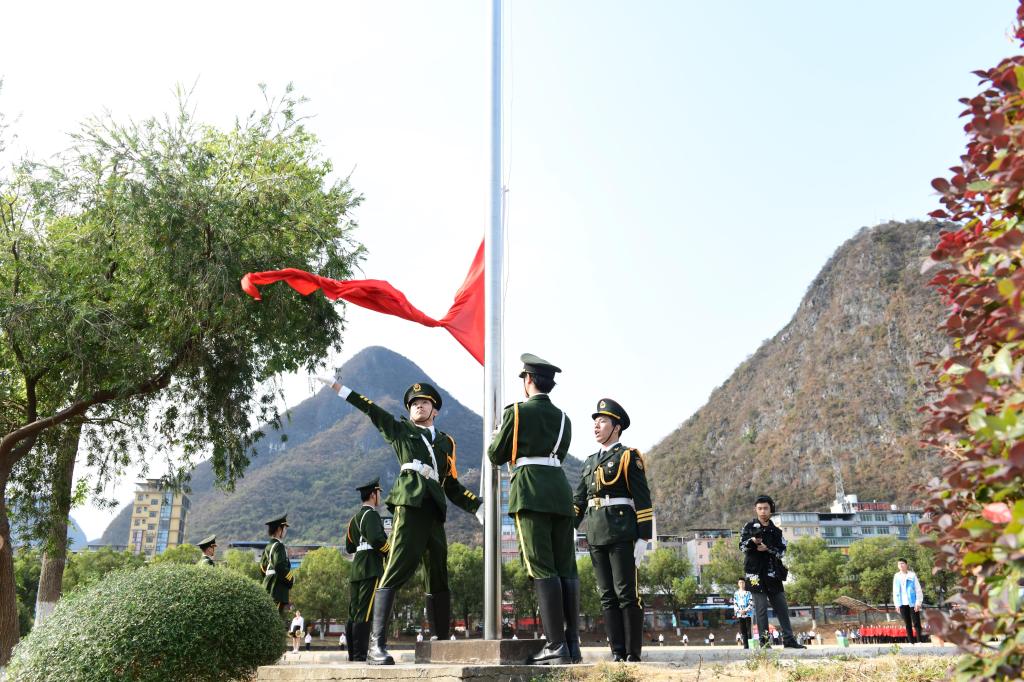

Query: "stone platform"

xmin=256 ymin=663 xmax=588 ymax=681
xmin=415 ymin=639 xmax=545 ymax=664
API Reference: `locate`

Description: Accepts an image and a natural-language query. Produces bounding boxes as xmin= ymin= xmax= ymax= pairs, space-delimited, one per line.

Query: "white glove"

xmin=314 ymin=375 xmax=335 ymax=386
xmin=475 ymin=504 xmax=486 ymax=526
xmin=633 ymin=539 xmax=647 ymax=565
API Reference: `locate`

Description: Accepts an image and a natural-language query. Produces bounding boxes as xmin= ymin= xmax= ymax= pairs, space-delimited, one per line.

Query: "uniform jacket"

xmin=346 ymin=390 xmax=482 ymax=521
xmin=573 ymin=443 xmax=653 ymax=545
xmin=739 ymin=517 xmax=787 ymax=593
xmin=487 ymin=393 xmax=574 ymax=517
xmin=261 ymin=538 xmax=293 ymax=603
xmin=198 ymin=555 xmax=215 ymax=567
xmin=345 ymin=505 xmax=389 ymax=582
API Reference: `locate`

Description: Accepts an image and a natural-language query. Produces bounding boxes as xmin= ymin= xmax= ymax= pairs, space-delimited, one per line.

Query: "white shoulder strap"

xmin=549 ymin=411 xmax=566 ymax=457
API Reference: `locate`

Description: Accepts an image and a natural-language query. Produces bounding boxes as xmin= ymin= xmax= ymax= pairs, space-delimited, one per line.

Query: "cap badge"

xmin=413 ymin=383 xmax=422 ymax=392
xmin=599 ymin=400 xmax=607 ymax=409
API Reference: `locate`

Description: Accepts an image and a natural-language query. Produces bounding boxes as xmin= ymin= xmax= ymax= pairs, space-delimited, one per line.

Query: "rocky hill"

xmin=646 ymin=220 xmax=948 ymax=531
xmin=100 ymin=346 xmax=582 ymax=547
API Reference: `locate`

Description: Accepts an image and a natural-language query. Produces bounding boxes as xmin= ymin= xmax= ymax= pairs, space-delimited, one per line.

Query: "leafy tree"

xmin=502 ymin=561 xmax=537 ymax=635
xmin=61 ymin=548 xmax=145 ymax=593
xmin=0 ymin=86 xmax=363 ymax=661
xmin=843 ymin=536 xmax=903 ymax=605
xmin=447 ymin=543 xmax=483 ymax=635
xmin=670 ymin=575 xmax=698 ymax=612
xmin=700 ymin=538 xmax=745 ymax=591
xmin=576 ymin=557 xmax=601 ymax=632
xmin=289 ymin=547 xmax=349 ymax=637
xmin=13 ymin=547 xmax=40 ymax=636
xmin=785 ymin=537 xmax=845 ymax=623
xmin=150 ymin=543 xmax=201 ymax=565
xmin=222 ymin=548 xmax=262 ymax=581
xmin=638 ymin=548 xmax=693 ymax=623
xmin=906 ymin=529 xmax=956 ymax=606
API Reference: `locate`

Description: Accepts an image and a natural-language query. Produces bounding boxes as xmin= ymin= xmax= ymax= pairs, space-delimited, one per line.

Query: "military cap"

xmin=404 ymin=382 xmax=442 ymax=409
xmin=356 ymin=477 xmax=382 ymax=493
xmin=592 ymin=398 xmax=630 ymax=431
xmin=265 ymin=514 xmax=289 ymax=528
xmin=197 ymin=534 xmax=217 ymax=550
xmin=518 ymin=353 xmax=561 ymax=380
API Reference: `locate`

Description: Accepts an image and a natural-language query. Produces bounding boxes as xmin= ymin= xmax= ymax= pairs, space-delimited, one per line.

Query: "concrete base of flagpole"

xmin=414 ymin=639 xmax=545 ymax=664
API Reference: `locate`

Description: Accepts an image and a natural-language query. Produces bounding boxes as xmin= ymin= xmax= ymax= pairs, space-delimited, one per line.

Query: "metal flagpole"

xmin=482 ymin=0 xmax=504 ymax=642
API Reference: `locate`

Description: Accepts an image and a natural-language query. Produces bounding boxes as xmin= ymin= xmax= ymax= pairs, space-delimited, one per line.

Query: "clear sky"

xmin=1 ymin=0 xmax=1017 ymax=539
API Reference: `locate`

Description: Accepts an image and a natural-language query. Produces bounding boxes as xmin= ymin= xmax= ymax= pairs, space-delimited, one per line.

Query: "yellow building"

xmin=127 ymin=479 xmax=190 ymax=557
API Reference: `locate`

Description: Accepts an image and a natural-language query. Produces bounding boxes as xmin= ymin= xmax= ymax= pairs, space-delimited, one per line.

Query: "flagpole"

xmin=482 ymin=0 xmax=503 ymax=642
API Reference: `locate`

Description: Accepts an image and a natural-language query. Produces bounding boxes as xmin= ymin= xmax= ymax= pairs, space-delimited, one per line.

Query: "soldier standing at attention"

xmin=197 ymin=535 xmax=217 ymax=566
xmin=261 ymin=515 xmax=294 ymax=618
xmin=344 ymin=478 xmax=390 ymax=662
xmin=573 ymin=398 xmax=653 ymax=662
xmin=487 ymin=353 xmax=578 ymax=665
xmin=318 ymin=377 xmax=482 ymax=666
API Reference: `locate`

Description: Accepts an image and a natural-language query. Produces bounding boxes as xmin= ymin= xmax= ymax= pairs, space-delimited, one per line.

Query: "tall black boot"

xmin=527 ymin=577 xmax=570 ymax=665
xmin=367 ymin=588 xmax=396 ymax=665
xmin=428 ymin=591 xmax=451 ymax=640
xmin=562 ymin=578 xmax=582 ymax=664
xmin=345 ymin=620 xmax=354 ymax=661
xmin=353 ymin=621 xmax=370 ymax=661
xmin=624 ymin=606 xmax=644 ymax=662
xmin=603 ymin=608 xmax=626 ymax=661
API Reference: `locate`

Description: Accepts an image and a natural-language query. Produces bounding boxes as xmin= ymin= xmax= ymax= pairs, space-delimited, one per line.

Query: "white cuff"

xmin=338 ymin=385 xmax=352 ymax=399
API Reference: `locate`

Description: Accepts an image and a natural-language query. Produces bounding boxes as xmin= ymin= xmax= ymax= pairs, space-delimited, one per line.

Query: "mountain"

xmin=100 ymin=346 xmax=582 ymax=547
xmin=646 ymin=220 xmax=949 ymax=531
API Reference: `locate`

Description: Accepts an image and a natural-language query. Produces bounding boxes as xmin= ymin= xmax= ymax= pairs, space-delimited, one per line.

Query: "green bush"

xmin=7 ymin=563 xmax=286 ymax=681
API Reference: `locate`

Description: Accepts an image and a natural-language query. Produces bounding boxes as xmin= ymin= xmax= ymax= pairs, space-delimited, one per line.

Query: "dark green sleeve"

xmin=361 ymin=510 xmax=389 ymax=552
xmin=573 ymin=459 xmax=589 ymax=529
xmin=345 ymin=517 xmax=358 ymax=554
xmin=486 ymin=406 xmax=516 ymax=466
xmin=346 ymin=390 xmax=402 ymax=443
xmin=441 ymin=435 xmax=482 ymax=513
xmin=273 ymin=541 xmax=293 ymax=587
xmin=626 ymin=450 xmax=653 ymax=540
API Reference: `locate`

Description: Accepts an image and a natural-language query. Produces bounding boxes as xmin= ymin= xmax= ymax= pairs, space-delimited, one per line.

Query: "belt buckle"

xmin=592 ymin=497 xmax=602 ymax=509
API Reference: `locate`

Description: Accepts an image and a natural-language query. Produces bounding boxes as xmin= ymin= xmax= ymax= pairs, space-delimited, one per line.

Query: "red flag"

xmin=241 ymin=241 xmax=485 ymax=364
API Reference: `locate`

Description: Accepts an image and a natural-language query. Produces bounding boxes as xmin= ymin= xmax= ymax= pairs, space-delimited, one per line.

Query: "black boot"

xmin=428 ymin=591 xmax=451 ymax=640
xmin=353 ymin=621 xmax=369 ymax=661
xmin=782 ymin=636 xmax=806 ymax=649
xmin=562 ymin=578 xmax=582 ymax=664
xmin=603 ymin=608 xmax=626 ymax=661
xmin=345 ymin=621 xmax=354 ymax=661
xmin=624 ymin=606 xmax=644 ymax=662
xmin=367 ymin=588 xmax=396 ymax=665
xmin=527 ymin=577 xmax=570 ymax=665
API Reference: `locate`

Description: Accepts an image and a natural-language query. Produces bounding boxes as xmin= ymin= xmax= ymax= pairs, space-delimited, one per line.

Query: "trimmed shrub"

xmin=6 ymin=563 xmax=286 ymax=681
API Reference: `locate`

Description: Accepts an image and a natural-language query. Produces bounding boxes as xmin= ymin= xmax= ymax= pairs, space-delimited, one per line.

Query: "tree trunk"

xmin=35 ymin=424 xmax=82 ymax=626
xmin=0 ymin=469 xmax=20 ymax=665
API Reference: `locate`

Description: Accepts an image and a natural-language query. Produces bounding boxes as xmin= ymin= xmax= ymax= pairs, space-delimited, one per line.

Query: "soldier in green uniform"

xmin=487 ymin=353 xmax=578 ymax=665
xmin=344 ymin=478 xmax=389 ymax=662
xmin=197 ymin=535 xmax=217 ymax=566
xmin=260 ymin=515 xmax=294 ymax=618
xmin=574 ymin=399 xmax=653 ymax=662
xmin=319 ymin=377 xmax=482 ymax=665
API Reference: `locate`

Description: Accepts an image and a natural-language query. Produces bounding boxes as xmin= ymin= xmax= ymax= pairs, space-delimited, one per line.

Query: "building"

xmin=680 ymin=529 xmax=733 ymax=582
xmin=774 ymin=494 xmax=923 ymax=553
xmin=127 ymin=479 xmax=190 ymax=557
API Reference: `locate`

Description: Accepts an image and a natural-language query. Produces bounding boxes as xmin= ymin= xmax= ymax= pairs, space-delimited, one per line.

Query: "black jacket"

xmin=739 ymin=517 xmax=787 ymax=593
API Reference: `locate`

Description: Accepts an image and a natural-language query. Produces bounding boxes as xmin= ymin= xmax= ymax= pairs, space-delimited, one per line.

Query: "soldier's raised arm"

xmin=317 ymin=377 xmax=402 ymax=443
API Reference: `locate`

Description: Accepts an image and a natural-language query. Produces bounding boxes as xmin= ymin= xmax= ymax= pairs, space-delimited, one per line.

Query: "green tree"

xmin=785 ymin=537 xmax=845 ymax=623
xmin=222 ymin=549 xmax=262 ymax=581
xmin=502 ymin=561 xmax=537 ymax=636
xmin=671 ymin=575 xmax=698 ymax=611
xmin=150 ymin=543 xmax=201 ymax=565
xmin=700 ymin=538 xmax=745 ymax=591
xmin=61 ymin=547 xmax=145 ymax=593
xmin=13 ymin=548 xmax=40 ymax=636
xmin=447 ymin=543 xmax=483 ymax=636
xmin=0 ymin=86 xmax=363 ymax=661
xmin=576 ymin=557 xmax=601 ymax=632
xmin=843 ymin=536 xmax=903 ymax=605
xmin=289 ymin=547 xmax=349 ymax=637
xmin=638 ymin=548 xmax=693 ymax=623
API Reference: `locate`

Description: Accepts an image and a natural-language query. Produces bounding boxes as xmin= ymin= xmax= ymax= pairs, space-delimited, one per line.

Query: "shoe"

xmin=367 ymin=588 xmax=396 ymax=665
xmin=562 ymin=578 xmax=582 ymax=664
xmin=759 ymin=637 xmax=772 ymax=649
xmin=527 ymin=578 xmax=570 ymax=665
xmin=626 ymin=654 xmax=641 ymax=662
xmin=603 ymin=608 xmax=626 ymax=662
xmin=783 ymin=638 xmax=806 ymax=649
xmin=612 ymin=654 xmax=626 ymax=662
xmin=623 ymin=606 xmax=644 ymax=662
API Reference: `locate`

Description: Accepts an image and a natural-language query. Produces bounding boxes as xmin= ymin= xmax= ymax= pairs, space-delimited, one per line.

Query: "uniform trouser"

xmin=513 ymin=510 xmax=577 ymax=578
xmin=379 ymin=501 xmax=449 ymax=592
xmin=899 ymin=605 xmax=922 ymax=642
xmin=350 ymin=577 xmax=380 ymax=623
xmin=752 ymin=590 xmax=794 ymax=642
xmin=589 ymin=541 xmax=640 ymax=609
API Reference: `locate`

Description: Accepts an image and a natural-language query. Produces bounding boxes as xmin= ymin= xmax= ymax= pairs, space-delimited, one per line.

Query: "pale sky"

xmin=1 ymin=0 xmax=1017 ymax=539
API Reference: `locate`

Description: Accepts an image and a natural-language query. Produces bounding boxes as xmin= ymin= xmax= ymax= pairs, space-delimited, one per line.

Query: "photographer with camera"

xmin=739 ymin=495 xmax=805 ymax=649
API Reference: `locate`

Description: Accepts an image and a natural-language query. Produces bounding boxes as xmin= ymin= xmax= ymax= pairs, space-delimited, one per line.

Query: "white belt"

xmin=588 ymin=496 xmax=635 ymax=509
xmin=265 ymin=568 xmax=276 ymax=576
xmin=356 ymin=542 xmax=373 ymax=552
xmin=401 ymin=460 xmax=439 ymax=482
xmin=515 ymin=456 xmax=562 ymax=468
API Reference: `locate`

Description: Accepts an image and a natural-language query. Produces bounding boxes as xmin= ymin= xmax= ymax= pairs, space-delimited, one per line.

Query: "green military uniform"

xmin=345 ymin=478 xmax=389 ymax=662
xmin=196 ymin=534 xmax=217 ymax=567
xmin=333 ymin=380 xmax=481 ymax=665
xmin=260 ymin=515 xmax=293 ymax=617
xmin=574 ymin=399 xmax=653 ymax=662
xmin=487 ymin=353 xmax=578 ymax=665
